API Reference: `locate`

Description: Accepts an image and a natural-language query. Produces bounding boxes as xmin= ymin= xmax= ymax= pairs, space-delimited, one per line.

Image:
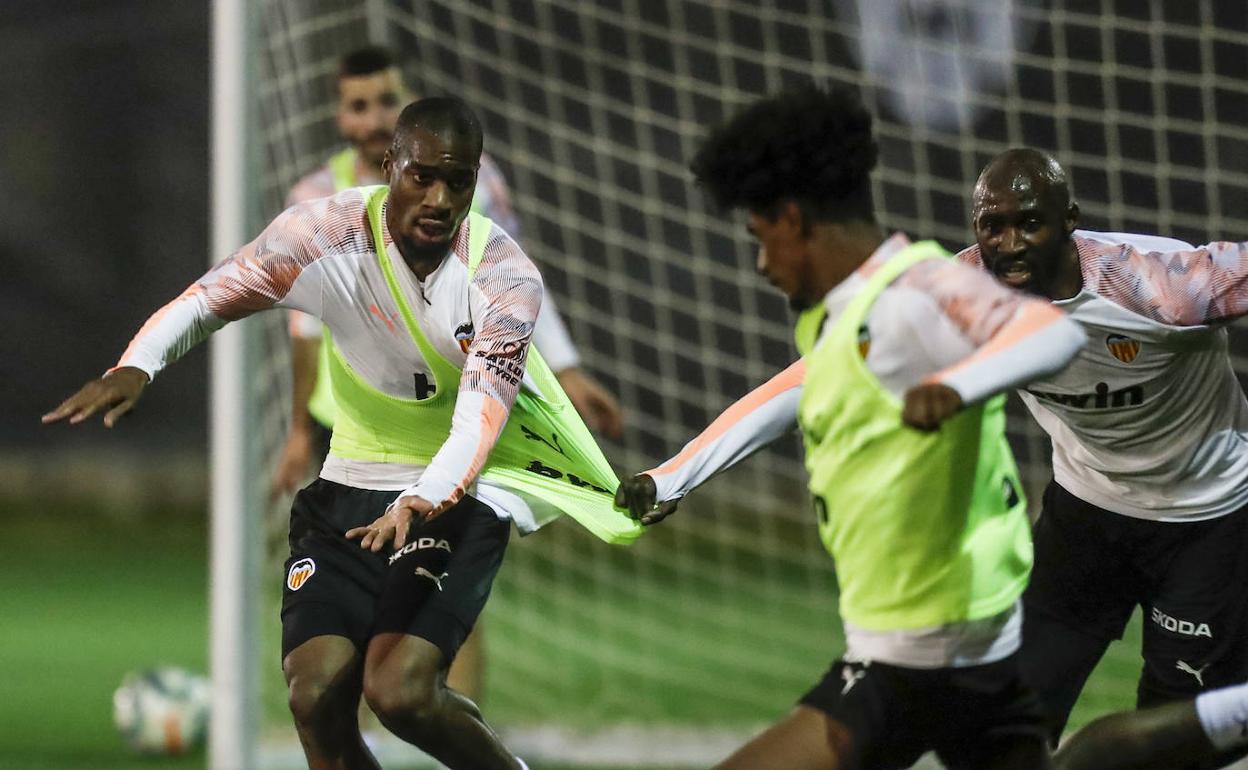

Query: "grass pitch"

xmin=0 ymin=504 xmax=1141 ymax=769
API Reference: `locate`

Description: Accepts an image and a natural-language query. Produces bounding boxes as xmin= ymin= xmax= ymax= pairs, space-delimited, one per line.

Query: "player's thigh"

xmin=1018 ymin=605 xmax=1117 ymax=740
xmin=373 ymin=495 xmax=510 ymax=666
xmin=795 ymin=660 xmax=926 ymax=770
xmin=1022 ymin=482 xmax=1136 ymax=729
xmin=1025 ymin=481 xmax=1137 ymax=639
xmin=281 ymin=479 xmax=393 ymax=659
xmin=934 ymin=655 xmax=1050 ymax=770
xmin=1139 ymin=506 xmax=1248 ymax=705
xmin=713 ymin=705 xmax=850 ymax=770
xmin=363 ymin=632 xmax=444 ymax=699
xmin=283 ymin=635 xmax=365 ymax=722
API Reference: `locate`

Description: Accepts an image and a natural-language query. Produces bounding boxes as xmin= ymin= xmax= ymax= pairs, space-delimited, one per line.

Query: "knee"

xmin=363 ymin=656 xmax=442 ymax=730
xmin=287 ymin=674 xmax=338 ymax=728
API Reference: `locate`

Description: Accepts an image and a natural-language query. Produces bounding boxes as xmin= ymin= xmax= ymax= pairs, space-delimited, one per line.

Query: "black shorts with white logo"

xmin=280 ymin=478 xmax=510 ymax=663
xmin=799 ymin=653 xmax=1047 ymax=770
xmin=1021 ymin=481 xmax=1248 ymax=739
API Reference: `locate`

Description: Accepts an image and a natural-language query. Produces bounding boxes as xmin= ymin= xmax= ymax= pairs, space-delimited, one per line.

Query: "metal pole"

xmin=210 ymin=0 xmax=256 ymax=766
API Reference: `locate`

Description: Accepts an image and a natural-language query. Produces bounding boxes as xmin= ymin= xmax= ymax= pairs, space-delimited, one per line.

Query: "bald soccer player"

xmin=960 ymin=150 xmax=1248 ymax=760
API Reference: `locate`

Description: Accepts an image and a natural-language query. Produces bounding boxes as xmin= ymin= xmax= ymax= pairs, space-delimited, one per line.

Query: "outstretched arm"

xmin=897 ymin=259 xmax=1086 ymax=430
xmin=615 ymin=360 xmax=804 ymax=525
xmin=42 ymin=195 xmax=342 ymax=429
xmin=1083 ymin=235 xmax=1248 ymax=326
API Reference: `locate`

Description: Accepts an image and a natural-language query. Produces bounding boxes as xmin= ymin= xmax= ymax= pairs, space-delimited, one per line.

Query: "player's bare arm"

xmin=42 ymin=366 xmax=149 ymax=428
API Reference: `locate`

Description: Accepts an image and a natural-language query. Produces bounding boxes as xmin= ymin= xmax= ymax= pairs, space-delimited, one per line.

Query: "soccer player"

xmin=44 ymin=97 xmax=635 ymax=770
xmin=617 ymin=84 xmax=1085 ymax=769
xmin=1053 ymin=681 xmax=1248 ymax=770
xmin=270 ymin=44 xmax=623 ymax=708
xmin=960 ymin=148 xmax=1248 ymax=749
xmin=274 ymin=45 xmax=622 ymax=498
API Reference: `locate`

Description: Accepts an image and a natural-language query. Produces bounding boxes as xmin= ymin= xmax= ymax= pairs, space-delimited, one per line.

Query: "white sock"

xmin=1195 ymin=682 xmax=1248 ymax=751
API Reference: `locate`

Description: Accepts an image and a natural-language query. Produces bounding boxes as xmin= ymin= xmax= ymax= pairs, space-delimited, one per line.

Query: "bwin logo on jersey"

xmin=1106 ymin=334 xmax=1141 ymax=363
xmin=1028 ymin=382 xmax=1144 ymax=410
xmin=1151 ymin=607 xmax=1212 ymax=638
xmin=387 ymin=537 xmax=453 ymax=565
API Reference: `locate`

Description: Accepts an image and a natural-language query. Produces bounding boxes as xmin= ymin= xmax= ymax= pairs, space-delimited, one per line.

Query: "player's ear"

xmin=1065 ymin=201 xmax=1080 ymax=235
xmin=779 ymin=199 xmax=804 ymax=235
xmin=382 ymin=149 xmax=394 ymax=179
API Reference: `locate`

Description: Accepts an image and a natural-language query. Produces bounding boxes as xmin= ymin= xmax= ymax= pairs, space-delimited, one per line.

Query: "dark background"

xmin=5 ymin=0 xmax=1247 ymax=487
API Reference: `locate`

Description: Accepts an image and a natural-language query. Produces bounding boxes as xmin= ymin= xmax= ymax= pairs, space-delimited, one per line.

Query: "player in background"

xmin=45 ymin=97 xmax=637 ymax=770
xmin=271 ymin=45 xmax=623 ymax=705
xmin=618 ymin=84 xmax=1085 ymax=769
xmin=1053 ymin=681 xmax=1248 ymax=770
xmin=959 ymin=149 xmax=1248 ymax=758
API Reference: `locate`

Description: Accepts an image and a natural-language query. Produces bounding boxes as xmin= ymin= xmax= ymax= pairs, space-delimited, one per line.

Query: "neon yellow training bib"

xmin=325 ymin=186 xmax=641 ymax=544
xmin=304 ymin=149 xmax=360 ymax=428
xmin=797 ymin=241 xmax=1032 ymax=631
xmin=308 ymin=150 xmax=512 ymax=428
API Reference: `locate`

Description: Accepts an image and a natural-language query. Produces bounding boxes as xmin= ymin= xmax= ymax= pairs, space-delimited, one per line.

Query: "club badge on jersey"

xmin=1106 ymin=334 xmax=1141 ymax=363
xmin=286 ymin=558 xmax=316 ymax=591
xmin=455 ymin=322 xmax=475 ymax=354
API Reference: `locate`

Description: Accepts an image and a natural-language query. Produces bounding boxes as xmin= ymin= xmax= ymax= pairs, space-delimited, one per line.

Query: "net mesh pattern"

xmin=235 ymin=0 xmax=1248 ymax=754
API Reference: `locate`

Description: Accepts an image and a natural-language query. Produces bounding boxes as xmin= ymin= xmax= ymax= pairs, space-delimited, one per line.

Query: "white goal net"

xmin=212 ymin=1 xmax=1248 ymax=767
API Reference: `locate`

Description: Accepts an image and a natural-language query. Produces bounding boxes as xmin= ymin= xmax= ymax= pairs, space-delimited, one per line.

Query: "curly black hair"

xmin=690 ymin=83 xmax=879 ymax=224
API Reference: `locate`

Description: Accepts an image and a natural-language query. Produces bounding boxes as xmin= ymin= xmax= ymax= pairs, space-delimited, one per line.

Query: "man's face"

xmin=972 ymin=174 xmax=1075 ymax=298
xmin=748 ymin=204 xmax=815 ymax=311
xmin=383 ymin=127 xmax=478 ymax=259
xmin=337 ymin=68 xmax=407 ymax=166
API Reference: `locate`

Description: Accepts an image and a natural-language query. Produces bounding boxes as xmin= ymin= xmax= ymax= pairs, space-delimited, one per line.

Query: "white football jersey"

xmin=961 ymin=230 xmax=1248 ymax=521
xmin=116 ymin=188 xmax=551 ymax=529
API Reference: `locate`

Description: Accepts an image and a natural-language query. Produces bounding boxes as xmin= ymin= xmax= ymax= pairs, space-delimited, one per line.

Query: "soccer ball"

xmin=112 ymin=667 xmax=210 ymax=754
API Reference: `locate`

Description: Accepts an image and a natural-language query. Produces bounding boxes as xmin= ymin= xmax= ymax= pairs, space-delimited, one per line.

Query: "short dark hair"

xmin=691 ymin=83 xmax=879 ymax=224
xmin=339 ymin=45 xmax=396 ymax=78
xmin=391 ymin=97 xmax=484 ymax=159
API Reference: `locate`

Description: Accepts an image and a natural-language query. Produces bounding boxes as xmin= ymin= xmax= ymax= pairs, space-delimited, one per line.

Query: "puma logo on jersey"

xmin=415 ymin=567 xmax=448 ymax=591
xmin=387 ymin=537 xmax=453 ymax=565
xmin=1152 ymin=607 xmax=1212 ymax=638
xmin=1106 ymin=334 xmax=1141 ymax=363
xmin=857 ymin=325 xmax=871 ymax=358
xmin=1028 ymin=382 xmax=1144 ymax=410
xmin=840 ymin=661 xmax=870 ymax=695
xmin=1176 ymin=660 xmax=1209 ymax=687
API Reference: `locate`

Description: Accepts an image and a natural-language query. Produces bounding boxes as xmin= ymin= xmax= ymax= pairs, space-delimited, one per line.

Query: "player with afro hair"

xmin=617 ymin=84 xmax=1085 ymax=768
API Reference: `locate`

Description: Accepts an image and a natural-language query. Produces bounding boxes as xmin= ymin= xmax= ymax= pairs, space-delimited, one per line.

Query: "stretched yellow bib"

xmin=327 ymin=186 xmax=641 ymax=544
xmin=797 ymin=241 xmax=1031 ymax=630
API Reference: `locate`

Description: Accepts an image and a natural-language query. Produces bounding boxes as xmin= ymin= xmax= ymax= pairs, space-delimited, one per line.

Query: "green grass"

xmin=0 ymin=504 xmax=1144 ymax=769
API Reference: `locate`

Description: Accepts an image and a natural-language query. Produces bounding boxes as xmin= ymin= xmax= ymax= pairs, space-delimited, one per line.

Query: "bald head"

xmin=391 ymin=97 xmax=483 ymax=162
xmin=971 ymin=148 xmax=1082 ymax=299
xmin=974 ymin=148 xmax=1072 ymax=215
